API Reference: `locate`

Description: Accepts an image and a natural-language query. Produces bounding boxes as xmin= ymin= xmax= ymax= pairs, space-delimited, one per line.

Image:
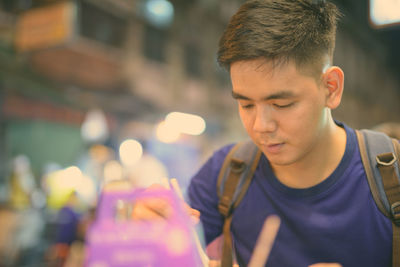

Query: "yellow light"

xmin=46 ymin=166 xmax=96 ymax=209
xmin=104 ymin=160 xmax=124 ymax=183
xmin=155 ymin=120 xmax=180 ymax=143
xmin=370 ymin=0 xmax=400 ymax=27
xmin=119 ymin=139 xmax=143 ymax=166
xmin=63 ymin=166 xmax=82 ymax=180
xmin=165 ymin=112 xmax=206 ymax=135
xmin=77 ymin=174 xmax=97 ymax=206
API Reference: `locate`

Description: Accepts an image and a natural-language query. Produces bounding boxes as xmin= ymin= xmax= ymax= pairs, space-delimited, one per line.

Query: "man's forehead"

xmin=230 ymin=59 xmax=303 ymax=84
xmin=230 ymin=57 xmax=327 ymax=81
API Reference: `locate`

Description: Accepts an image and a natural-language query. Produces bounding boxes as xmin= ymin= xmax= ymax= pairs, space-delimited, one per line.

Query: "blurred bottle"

xmin=9 ymin=155 xmax=36 ymax=210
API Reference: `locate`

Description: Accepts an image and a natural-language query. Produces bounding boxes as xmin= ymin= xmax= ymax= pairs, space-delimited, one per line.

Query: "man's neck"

xmin=271 ymin=123 xmax=347 ymax=189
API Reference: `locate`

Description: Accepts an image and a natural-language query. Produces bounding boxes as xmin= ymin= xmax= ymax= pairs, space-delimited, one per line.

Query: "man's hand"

xmin=130 ymin=183 xmax=200 ymax=224
xmin=131 ymin=196 xmax=173 ymax=220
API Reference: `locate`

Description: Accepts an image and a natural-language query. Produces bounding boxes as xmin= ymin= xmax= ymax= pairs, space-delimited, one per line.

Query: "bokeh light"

xmin=370 ymin=0 xmax=400 ymax=27
xmin=119 ymin=139 xmax=143 ymax=166
xmin=155 ymin=120 xmax=181 ymax=143
xmin=81 ymin=109 xmax=109 ymax=143
xmin=46 ymin=165 xmax=96 ymax=209
xmin=165 ymin=112 xmax=206 ymax=136
xmin=144 ymin=0 xmax=174 ymax=28
xmin=103 ymin=160 xmax=124 ymax=183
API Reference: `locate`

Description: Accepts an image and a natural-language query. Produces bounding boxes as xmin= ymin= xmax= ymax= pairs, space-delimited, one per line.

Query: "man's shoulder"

xmin=190 ymin=143 xmax=237 ymax=180
xmin=217 ymin=143 xmax=237 ymax=153
xmin=207 ymin=143 xmax=237 ymax=163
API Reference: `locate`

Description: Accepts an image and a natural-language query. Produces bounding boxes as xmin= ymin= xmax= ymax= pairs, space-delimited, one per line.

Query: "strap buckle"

xmin=376 ymin=152 xmax=397 ymax=166
xmin=230 ymin=158 xmax=245 ymax=173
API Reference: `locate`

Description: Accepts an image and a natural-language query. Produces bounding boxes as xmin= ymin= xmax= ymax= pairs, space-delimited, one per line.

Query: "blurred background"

xmin=0 ymin=0 xmax=399 ymax=266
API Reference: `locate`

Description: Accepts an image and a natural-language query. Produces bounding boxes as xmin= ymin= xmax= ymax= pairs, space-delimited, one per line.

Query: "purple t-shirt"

xmin=188 ymin=123 xmax=392 ymax=266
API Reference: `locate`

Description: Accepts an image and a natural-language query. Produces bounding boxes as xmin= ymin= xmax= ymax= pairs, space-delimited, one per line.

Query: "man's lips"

xmin=260 ymin=142 xmax=284 ymax=154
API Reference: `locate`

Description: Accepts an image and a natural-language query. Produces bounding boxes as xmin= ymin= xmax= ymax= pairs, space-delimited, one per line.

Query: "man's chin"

xmin=263 ymin=152 xmax=295 ymax=167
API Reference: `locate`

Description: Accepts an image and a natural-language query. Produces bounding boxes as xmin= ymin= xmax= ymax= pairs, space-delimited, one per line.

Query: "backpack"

xmin=217 ymin=129 xmax=400 ymax=267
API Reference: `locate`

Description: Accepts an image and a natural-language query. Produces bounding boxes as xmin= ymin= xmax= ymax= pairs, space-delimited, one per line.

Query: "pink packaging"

xmin=85 ymin=187 xmax=203 ymax=267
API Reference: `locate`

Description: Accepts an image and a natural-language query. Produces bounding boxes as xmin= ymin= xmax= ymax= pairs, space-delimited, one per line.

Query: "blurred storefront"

xmin=0 ymin=0 xmax=399 ymax=265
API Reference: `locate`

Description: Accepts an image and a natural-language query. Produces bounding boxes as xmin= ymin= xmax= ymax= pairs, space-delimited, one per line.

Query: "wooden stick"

xmin=170 ymin=178 xmax=184 ymax=199
xmin=248 ymin=215 xmax=281 ymax=267
xmin=170 ymin=178 xmax=210 ymax=267
xmin=160 ymin=177 xmax=171 ymax=189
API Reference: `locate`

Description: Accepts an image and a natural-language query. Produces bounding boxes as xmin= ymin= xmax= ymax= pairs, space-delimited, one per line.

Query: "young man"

xmin=187 ymin=0 xmax=392 ymax=266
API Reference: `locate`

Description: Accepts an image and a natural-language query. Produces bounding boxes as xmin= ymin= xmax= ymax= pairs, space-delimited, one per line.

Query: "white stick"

xmin=248 ymin=215 xmax=281 ymax=267
xmin=170 ymin=178 xmax=184 ymax=200
xmin=160 ymin=177 xmax=171 ymax=189
xmin=170 ymin=178 xmax=209 ymax=267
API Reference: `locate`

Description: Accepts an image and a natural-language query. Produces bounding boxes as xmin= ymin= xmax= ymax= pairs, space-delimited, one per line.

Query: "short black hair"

xmin=217 ymin=0 xmax=341 ymax=76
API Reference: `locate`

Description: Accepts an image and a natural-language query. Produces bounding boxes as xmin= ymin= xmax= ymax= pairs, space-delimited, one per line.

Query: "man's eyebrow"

xmin=231 ymin=90 xmax=296 ymax=100
xmin=231 ymin=91 xmax=250 ymax=100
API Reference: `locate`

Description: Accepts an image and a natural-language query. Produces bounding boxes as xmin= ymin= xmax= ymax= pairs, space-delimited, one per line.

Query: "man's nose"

xmin=253 ymin=106 xmax=277 ymax=133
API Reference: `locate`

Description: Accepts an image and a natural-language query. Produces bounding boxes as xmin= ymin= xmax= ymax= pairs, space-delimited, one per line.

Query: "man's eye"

xmin=274 ymin=103 xmax=294 ymax=109
xmin=241 ymin=104 xmax=254 ymax=109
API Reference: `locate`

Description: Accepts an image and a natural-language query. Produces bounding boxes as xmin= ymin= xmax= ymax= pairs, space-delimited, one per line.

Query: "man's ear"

xmin=322 ymin=66 xmax=344 ymax=109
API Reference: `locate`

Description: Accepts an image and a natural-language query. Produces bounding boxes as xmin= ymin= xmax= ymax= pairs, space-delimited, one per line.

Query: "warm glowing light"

xmin=370 ymin=0 xmax=400 ymax=27
xmin=81 ymin=109 xmax=109 ymax=143
xmin=63 ymin=166 xmax=82 ymax=181
xmin=155 ymin=112 xmax=206 ymax=143
xmin=165 ymin=112 xmax=206 ymax=135
xmin=119 ymin=139 xmax=143 ymax=166
xmin=104 ymin=160 xmax=124 ymax=183
xmin=155 ymin=120 xmax=180 ymax=143
xmin=46 ymin=166 xmax=96 ymax=209
xmin=77 ymin=174 xmax=96 ymax=206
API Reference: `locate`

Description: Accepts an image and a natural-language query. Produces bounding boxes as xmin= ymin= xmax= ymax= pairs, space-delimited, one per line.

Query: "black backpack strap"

xmin=216 ymin=140 xmax=261 ymax=267
xmin=356 ymin=129 xmax=400 ymax=267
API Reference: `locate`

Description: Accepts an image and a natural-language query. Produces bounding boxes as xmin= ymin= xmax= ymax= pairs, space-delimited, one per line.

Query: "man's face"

xmin=230 ymin=59 xmax=330 ymax=167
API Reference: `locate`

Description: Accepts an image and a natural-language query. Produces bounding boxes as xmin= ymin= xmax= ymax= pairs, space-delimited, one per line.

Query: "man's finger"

xmin=131 ymin=199 xmax=172 ymax=220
